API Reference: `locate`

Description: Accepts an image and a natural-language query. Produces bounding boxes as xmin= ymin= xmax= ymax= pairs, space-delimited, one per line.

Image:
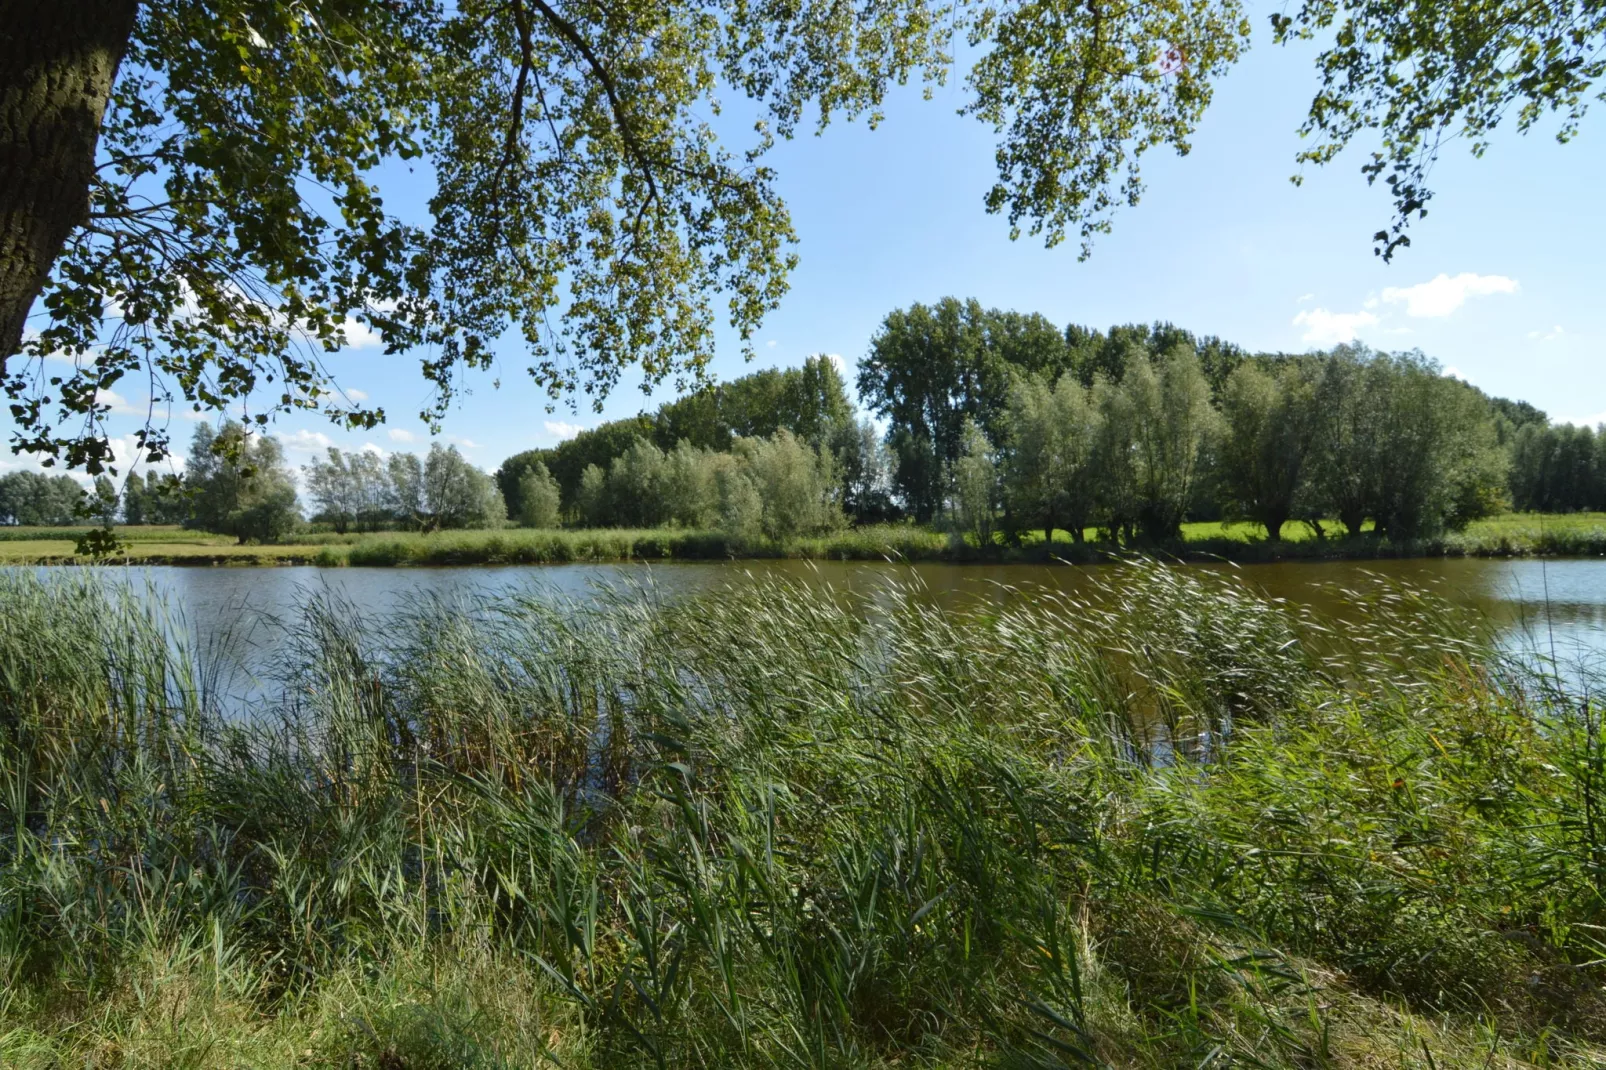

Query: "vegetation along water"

xmin=5 ymin=331 xmax=1606 ymax=567
xmin=3 ymin=560 xmax=1606 ymax=1067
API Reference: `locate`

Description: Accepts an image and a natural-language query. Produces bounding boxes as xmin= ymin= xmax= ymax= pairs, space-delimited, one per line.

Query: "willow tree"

xmin=7 ymin=0 xmax=1599 ymax=474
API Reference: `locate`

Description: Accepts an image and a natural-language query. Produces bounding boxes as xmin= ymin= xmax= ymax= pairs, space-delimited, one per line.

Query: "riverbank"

xmin=2 ymin=564 xmax=1602 ymax=1067
xmin=4 ymin=513 xmax=1606 ymax=566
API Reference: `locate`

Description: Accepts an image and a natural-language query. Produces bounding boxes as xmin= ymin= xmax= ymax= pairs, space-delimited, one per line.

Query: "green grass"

xmin=2 ymin=564 xmax=1605 ymax=1066
xmin=0 ymin=524 xmax=317 ymax=564
xmin=4 ymin=512 xmax=1605 ymax=567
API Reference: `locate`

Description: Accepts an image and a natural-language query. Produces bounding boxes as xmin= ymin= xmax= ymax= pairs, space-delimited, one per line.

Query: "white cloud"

xmin=387 ymin=428 xmax=418 ymax=443
xmin=96 ymin=389 xmax=144 ymax=416
xmin=344 ymin=388 xmax=370 ymax=402
xmin=1560 ymin=410 xmax=1606 ymax=428
xmin=0 ymin=450 xmax=71 ymax=479
xmin=543 ymin=420 xmax=587 ymax=441
xmin=1380 ymin=272 xmax=1518 ymax=318
xmin=107 ymin=434 xmax=184 ymax=476
xmin=1442 ymin=366 xmax=1465 ymax=381
xmin=765 ymin=339 xmax=778 ymax=348
xmin=1297 ymin=293 xmax=1314 ymax=303
xmin=1292 ymin=308 xmax=1377 ymax=345
xmin=0 ymin=433 xmax=182 ymax=484
xmin=449 ymin=436 xmax=480 ymax=449
xmin=280 ymin=428 xmax=334 ymax=453
xmin=1528 ymin=325 xmax=1564 ymax=341
xmin=338 ymin=318 xmax=384 ymax=349
xmin=360 ymin=442 xmax=386 ymax=457
xmin=822 ymin=353 xmax=847 ymax=373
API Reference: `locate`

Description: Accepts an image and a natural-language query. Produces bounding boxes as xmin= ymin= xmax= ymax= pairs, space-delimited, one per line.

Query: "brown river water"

xmin=41 ymin=556 xmax=1606 ymax=669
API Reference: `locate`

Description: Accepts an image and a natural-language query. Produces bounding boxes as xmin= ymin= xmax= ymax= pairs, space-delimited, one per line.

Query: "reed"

xmin=1 ymin=563 xmax=1603 ymax=1067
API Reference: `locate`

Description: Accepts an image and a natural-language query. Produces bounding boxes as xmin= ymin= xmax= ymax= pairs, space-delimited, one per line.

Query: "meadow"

xmin=1 ymin=562 xmax=1604 ymax=1067
xmin=3 ymin=513 xmax=1606 ymax=567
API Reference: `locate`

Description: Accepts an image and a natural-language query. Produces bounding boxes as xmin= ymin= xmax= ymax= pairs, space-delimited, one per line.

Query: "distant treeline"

xmin=492 ymin=299 xmax=1549 ymax=544
xmin=1 ymin=299 xmax=1583 ymax=548
xmin=190 ymin=421 xmax=508 ymax=541
xmin=1508 ymin=422 xmax=1606 ymax=512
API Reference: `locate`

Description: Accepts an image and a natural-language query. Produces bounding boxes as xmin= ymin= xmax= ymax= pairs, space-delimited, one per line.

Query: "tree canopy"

xmin=5 ymin=0 xmax=1599 ymax=475
xmin=858 ymin=299 xmax=1242 ymax=520
xmin=497 ymin=354 xmax=851 ymax=518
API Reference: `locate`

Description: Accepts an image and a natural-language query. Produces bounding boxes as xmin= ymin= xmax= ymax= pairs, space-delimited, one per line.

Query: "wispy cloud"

xmin=1381 ymin=272 xmax=1518 ymax=318
xmin=387 ymin=428 xmax=418 ymax=443
xmin=96 ymin=389 xmax=145 ymax=417
xmin=1528 ymin=325 xmax=1564 ymax=341
xmin=1292 ymin=308 xmax=1377 ymax=345
xmin=449 ymin=436 xmax=481 ymax=449
xmin=821 ymin=353 xmax=847 ymax=373
xmin=543 ymin=420 xmax=587 ymax=441
xmin=765 ymin=339 xmax=778 ymax=348
xmin=280 ymin=428 xmax=335 ymax=453
xmin=1559 ymin=409 xmax=1606 ymax=428
xmin=343 ymin=388 xmax=370 ymax=402
xmin=1296 ymin=292 xmax=1314 ymax=303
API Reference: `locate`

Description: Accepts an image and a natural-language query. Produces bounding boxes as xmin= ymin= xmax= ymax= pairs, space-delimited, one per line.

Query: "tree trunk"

xmin=0 ymin=0 xmax=139 ymax=361
xmin=1265 ymin=513 xmax=1286 ymax=542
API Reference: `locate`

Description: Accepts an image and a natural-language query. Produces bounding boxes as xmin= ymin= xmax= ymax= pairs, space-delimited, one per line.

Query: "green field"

xmin=3 ymin=563 xmax=1604 ymax=1066
xmin=4 ymin=513 xmax=1605 ymax=566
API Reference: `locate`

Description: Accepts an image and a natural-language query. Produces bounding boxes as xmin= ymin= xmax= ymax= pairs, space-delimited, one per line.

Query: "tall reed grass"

xmin=2 ymin=563 xmax=1604 ymax=1067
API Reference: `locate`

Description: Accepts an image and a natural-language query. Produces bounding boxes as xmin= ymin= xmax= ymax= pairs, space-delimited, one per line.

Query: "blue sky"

xmin=12 ymin=30 xmax=1605 ymax=482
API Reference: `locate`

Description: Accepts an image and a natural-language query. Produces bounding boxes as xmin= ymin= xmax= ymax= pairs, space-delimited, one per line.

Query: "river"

xmin=28 ymin=556 xmax=1606 ymax=671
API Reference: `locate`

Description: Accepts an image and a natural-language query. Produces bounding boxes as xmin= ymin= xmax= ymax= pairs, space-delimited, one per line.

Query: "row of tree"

xmin=0 ymin=424 xmax=511 ymax=543
xmin=484 ymin=305 xmax=1527 ymax=544
xmin=559 ymin=430 xmax=844 ymax=538
xmin=300 ymin=443 xmax=505 ymax=534
xmin=497 ymin=357 xmax=857 ymax=509
xmin=858 ymin=299 xmax=1249 ymax=519
xmin=1508 ymin=423 xmax=1606 ymax=513
xmin=959 ymin=345 xmax=1509 ymax=547
xmin=0 ymin=305 xmax=1572 ymax=545
xmin=0 ymin=471 xmax=117 ymax=526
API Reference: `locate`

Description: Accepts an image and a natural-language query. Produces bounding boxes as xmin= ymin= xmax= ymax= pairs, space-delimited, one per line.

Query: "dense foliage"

xmin=1510 ymin=422 xmax=1606 ymax=513
xmin=2 ymin=566 xmax=1604 ymax=1065
xmin=182 ymin=421 xmax=302 ymax=543
xmin=572 ymin=431 xmax=843 ymax=540
xmin=2 ymin=323 xmax=1587 ymax=551
xmin=858 ymin=300 xmax=1246 ymax=520
xmin=849 ymin=304 xmax=1518 ymax=544
xmin=0 ymin=471 xmax=86 ymax=526
xmin=498 ymin=355 xmax=872 ymax=524
xmin=8 ymin=0 xmax=1599 ymax=476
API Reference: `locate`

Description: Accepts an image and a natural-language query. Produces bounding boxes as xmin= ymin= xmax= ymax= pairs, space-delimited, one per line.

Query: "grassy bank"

xmin=0 ymin=523 xmax=314 ymax=564
xmin=3 ymin=512 xmax=1606 ymax=566
xmin=2 ymin=564 xmax=1604 ymax=1066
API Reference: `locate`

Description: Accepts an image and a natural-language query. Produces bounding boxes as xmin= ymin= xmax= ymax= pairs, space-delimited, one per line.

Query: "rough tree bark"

xmin=0 ymin=0 xmax=140 ymax=363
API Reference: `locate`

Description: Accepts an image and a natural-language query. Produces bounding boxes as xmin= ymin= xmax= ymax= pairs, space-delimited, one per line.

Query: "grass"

xmin=2 ymin=563 xmax=1605 ymax=1066
xmin=4 ymin=512 xmax=1606 ymax=567
xmin=0 ymin=524 xmax=314 ymax=564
